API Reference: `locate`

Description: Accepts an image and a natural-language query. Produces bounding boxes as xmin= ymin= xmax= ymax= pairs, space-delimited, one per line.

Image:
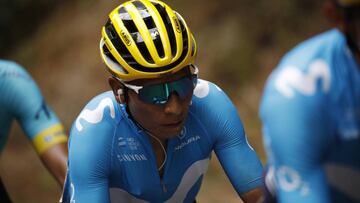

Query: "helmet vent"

xmin=178 ymin=17 xmax=189 ymax=52
xmin=132 ymin=1 xmax=165 ymax=60
xmin=117 ymin=6 xmax=155 ymax=64
xmin=126 ymin=4 xmax=190 ymax=73
xmin=103 ymin=45 xmax=129 ymax=74
xmin=119 ymin=8 xmax=138 ymax=34
xmin=132 ymin=1 xmax=147 ymax=10
xmin=105 ymin=20 xmax=136 ymax=64
xmin=138 ymin=42 xmax=155 ymax=63
xmin=154 ymin=3 xmax=177 ymax=57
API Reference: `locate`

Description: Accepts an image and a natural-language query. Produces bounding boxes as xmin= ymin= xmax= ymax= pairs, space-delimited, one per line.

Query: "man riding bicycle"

xmin=61 ymin=0 xmax=263 ymax=202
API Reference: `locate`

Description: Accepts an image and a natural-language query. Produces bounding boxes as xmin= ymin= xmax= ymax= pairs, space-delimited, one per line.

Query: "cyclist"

xmin=61 ymin=0 xmax=263 ymax=202
xmin=260 ymin=0 xmax=360 ymax=202
xmin=0 ymin=60 xmax=68 ymax=202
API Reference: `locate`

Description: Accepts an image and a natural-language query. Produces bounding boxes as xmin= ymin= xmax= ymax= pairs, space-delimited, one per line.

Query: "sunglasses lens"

xmin=137 ymin=76 xmax=197 ymax=104
xmin=169 ymin=77 xmax=196 ymax=99
xmin=138 ymin=84 xmax=168 ymax=104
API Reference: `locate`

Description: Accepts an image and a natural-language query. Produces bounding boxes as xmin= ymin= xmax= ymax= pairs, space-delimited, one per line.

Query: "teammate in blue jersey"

xmin=0 ymin=60 xmax=68 ymax=202
xmin=260 ymin=0 xmax=360 ymax=202
xmin=61 ymin=0 xmax=263 ymax=202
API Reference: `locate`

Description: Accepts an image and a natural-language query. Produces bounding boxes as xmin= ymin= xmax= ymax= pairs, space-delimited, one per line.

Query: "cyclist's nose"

xmin=164 ymin=92 xmax=182 ymax=115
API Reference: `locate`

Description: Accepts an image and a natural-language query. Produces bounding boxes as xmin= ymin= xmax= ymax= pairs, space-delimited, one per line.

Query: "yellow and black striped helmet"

xmin=100 ymin=0 xmax=197 ymax=81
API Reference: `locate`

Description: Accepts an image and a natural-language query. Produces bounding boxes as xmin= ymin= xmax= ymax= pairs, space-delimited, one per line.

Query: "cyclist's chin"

xmin=157 ymin=123 xmax=184 ymax=139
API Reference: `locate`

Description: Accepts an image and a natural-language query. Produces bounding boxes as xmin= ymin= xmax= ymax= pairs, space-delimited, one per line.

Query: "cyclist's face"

xmin=127 ymin=68 xmax=193 ymax=140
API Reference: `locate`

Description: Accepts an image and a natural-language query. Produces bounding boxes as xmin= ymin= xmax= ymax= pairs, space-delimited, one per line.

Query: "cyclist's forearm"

xmin=240 ymin=187 xmax=263 ymax=203
xmin=40 ymin=142 xmax=68 ymax=186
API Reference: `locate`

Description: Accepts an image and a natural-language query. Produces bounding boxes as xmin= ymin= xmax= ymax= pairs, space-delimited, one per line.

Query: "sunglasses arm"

xmin=122 ymin=83 xmax=143 ymax=94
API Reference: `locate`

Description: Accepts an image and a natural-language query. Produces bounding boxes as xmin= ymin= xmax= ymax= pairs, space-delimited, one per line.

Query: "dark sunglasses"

xmin=120 ymin=65 xmax=199 ymax=105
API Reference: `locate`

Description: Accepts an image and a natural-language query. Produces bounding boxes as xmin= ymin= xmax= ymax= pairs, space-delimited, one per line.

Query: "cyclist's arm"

xmin=63 ymin=125 xmax=111 ymax=202
xmin=215 ymin=131 xmax=263 ymax=203
xmin=4 ymin=62 xmax=68 ymax=185
xmin=241 ymin=187 xmax=263 ymax=203
xmin=260 ymin=83 xmax=332 ymax=203
xmin=40 ymin=142 xmax=68 ymax=185
xmin=63 ymin=94 xmax=116 ymax=202
xmin=194 ymin=80 xmax=263 ymax=202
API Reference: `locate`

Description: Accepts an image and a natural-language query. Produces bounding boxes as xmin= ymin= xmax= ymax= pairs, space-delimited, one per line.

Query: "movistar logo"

xmin=275 ymin=60 xmax=331 ymax=98
xmin=120 ymin=30 xmax=132 ymax=46
xmin=172 ymin=16 xmax=181 ymax=33
xmin=75 ymin=97 xmax=115 ymax=132
xmin=174 ymin=135 xmax=200 ymax=151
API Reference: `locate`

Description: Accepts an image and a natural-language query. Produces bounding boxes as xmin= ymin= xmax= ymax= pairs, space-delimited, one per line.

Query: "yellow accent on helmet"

xmin=337 ymin=0 xmax=360 ymax=7
xmin=100 ymin=0 xmax=197 ymax=81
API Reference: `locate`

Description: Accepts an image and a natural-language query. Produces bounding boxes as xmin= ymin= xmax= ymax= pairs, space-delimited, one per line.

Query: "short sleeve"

xmin=0 ymin=61 xmax=67 ymax=154
xmin=192 ymin=80 xmax=263 ymax=193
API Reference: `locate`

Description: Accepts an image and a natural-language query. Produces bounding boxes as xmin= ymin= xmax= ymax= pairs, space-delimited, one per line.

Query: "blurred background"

xmin=0 ymin=0 xmax=330 ymax=202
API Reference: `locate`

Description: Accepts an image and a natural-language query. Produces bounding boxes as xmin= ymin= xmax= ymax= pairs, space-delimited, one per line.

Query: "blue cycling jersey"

xmin=0 ymin=60 xmax=67 ymax=154
xmin=260 ymin=29 xmax=360 ymax=203
xmin=61 ymin=79 xmax=263 ymax=203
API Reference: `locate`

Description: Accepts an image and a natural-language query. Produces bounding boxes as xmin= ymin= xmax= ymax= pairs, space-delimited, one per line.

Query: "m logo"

xmin=275 ymin=60 xmax=331 ymax=98
xmin=75 ymin=97 xmax=115 ymax=131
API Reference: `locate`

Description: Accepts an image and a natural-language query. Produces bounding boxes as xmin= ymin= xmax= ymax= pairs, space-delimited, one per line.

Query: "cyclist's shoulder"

xmin=277 ymin=31 xmax=337 ymax=68
xmin=0 ymin=60 xmax=44 ymax=111
xmin=0 ymin=59 xmax=23 ymax=71
xmin=261 ymin=31 xmax=343 ymax=106
xmin=0 ymin=60 xmax=33 ymax=84
xmin=72 ymin=91 xmax=120 ymax=137
xmin=68 ymin=92 xmax=119 ymax=165
xmin=192 ymin=79 xmax=228 ymax=104
xmin=190 ymin=79 xmax=242 ymax=129
xmin=284 ymin=29 xmax=344 ymax=61
xmin=275 ymin=29 xmax=343 ymax=71
xmin=190 ymin=78 xmax=237 ymax=118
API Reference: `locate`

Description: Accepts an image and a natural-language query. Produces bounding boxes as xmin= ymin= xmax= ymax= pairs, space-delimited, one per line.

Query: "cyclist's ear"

xmin=108 ymin=77 xmax=126 ymax=104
